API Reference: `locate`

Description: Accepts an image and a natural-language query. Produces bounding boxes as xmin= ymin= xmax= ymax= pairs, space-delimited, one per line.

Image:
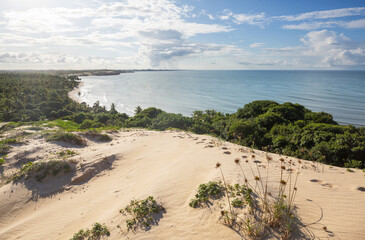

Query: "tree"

xmin=135 ymin=106 xmax=142 ymax=115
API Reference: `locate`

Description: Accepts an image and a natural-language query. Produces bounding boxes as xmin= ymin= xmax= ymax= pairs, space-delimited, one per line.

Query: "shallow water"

xmin=78 ymin=70 xmax=365 ymax=126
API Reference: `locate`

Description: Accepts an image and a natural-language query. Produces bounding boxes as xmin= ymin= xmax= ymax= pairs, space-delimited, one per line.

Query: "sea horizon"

xmin=74 ymin=70 xmax=365 ymax=127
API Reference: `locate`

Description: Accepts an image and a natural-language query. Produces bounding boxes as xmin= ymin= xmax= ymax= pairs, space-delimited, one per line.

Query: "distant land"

xmin=0 ymin=69 xmax=178 ymax=77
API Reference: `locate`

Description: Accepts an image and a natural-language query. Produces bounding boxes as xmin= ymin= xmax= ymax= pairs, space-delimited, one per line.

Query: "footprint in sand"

xmin=310 ymin=179 xmax=337 ymax=189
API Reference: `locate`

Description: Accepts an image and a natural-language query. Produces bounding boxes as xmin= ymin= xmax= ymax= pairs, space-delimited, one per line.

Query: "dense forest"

xmin=0 ymin=73 xmax=364 ymax=168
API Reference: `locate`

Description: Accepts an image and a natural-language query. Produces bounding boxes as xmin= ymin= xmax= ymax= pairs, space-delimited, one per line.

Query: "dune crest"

xmin=0 ymin=129 xmax=364 ymax=239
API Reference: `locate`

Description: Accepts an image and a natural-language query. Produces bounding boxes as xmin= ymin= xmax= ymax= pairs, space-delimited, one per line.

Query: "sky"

xmin=0 ymin=0 xmax=365 ymax=70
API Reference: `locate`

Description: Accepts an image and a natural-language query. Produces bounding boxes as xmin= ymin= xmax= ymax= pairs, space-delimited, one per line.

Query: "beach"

xmin=0 ymin=127 xmax=364 ymax=239
xmin=68 ymin=82 xmax=84 ymax=102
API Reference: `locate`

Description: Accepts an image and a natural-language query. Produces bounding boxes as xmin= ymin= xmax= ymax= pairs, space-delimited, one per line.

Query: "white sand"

xmin=0 ymin=129 xmax=364 ymax=239
xmin=68 ymin=82 xmax=84 ymax=102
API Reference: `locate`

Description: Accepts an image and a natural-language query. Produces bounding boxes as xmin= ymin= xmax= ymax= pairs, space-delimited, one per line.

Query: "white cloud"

xmin=346 ymin=18 xmax=365 ymax=28
xmin=278 ymin=7 xmax=365 ymax=21
xmin=0 ymin=0 xmax=233 ymax=68
xmin=232 ymin=12 xmax=266 ymax=25
xmin=219 ymin=9 xmax=266 ymax=25
xmin=250 ymin=42 xmax=264 ymax=48
xmin=283 ymin=18 xmax=365 ymax=30
xmin=283 ymin=21 xmax=341 ymax=30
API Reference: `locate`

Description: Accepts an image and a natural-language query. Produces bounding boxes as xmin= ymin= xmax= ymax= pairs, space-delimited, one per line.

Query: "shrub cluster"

xmin=46 ymin=132 xmax=85 ymax=146
xmin=70 ymin=222 xmax=110 ymax=240
xmin=8 ymin=160 xmax=71 ymax=183
xmin=1 ymin=73 xmax=364 ymax=168
xmin=120 ymin=196 xmax=165 ymax=231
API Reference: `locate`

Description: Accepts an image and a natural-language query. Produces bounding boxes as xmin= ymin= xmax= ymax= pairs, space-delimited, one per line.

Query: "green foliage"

xmin=46 ymin=132 xmax=85 ymax=146
xmin=120 ymin=196 xmax=165 ymax=231
xmin=344 ymin=159 xmax=363 ymax=169
xmin=70 ymin=222 xmax=110 ymax=240
xmin=231 ymin=198 xmax=244 ymax=208
xmin=0 ymin=157 xmax=5 ymax=165
xmin=0 ymin=73 xmax=79 ymax=121
xmin=0 ymin=144 xmax=11 ymax=155
xmin=8 ymin=160 xmax=71 ymax=183
xmin=26 ymin=126 xmax=44 ymax=131
xmin=0 ymin=73 xmax=363 ymax=168
xmin=58 ymin=149 xmax=77 ymax=158
xmin=83 ymin=131 xmax=112 ymax=142
xmin=53 ymin=119 xmax=80 ymax=131
xmin=0 ymin=138 xmax=18 ymax=144
xmin=189 ymin=181 xmax=224 ymax=208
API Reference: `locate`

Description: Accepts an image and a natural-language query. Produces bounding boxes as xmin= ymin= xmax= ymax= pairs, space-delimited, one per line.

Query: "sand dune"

xmin=0 ymin=128 xmax=364 ymax=239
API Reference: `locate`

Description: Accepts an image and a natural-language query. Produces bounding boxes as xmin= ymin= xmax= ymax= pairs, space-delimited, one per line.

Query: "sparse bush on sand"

xmin=46 ymin=131 xmax=85 ymax=146
xmin=7 ymin=160 xmax=71 ymax=183
xmin=70 ymin=222 xmax=110 ymax=240
xmin=119 ymin=196 xmax=165 ymax=231
xmin=190 ymin=155 xmax=301 ymax=239
xmin=83 ymin=130 xmax=112 ymax=142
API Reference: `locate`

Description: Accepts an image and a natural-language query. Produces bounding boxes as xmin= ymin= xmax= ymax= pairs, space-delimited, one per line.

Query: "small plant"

xmin=0 ymin=138 xmax=18 ymax=144
xmin=346 ymin=168 xmax=354 ymax=172
xmin=7 ymin=160 xmax=72 ymax=183
xmin=231 ymin=198 xmax=244 ymax=208
xmin=0 ymin=143 xmax=11 ymax=155
xmin=26 ymin=126 xmax=44 ymax=131
xmin=58 ymin=149 xmax=77 ymax=157
xmin=46 ymin=132 xmax=85 ymax=146
xmin=189 ymin=181 xmax=224 ymax=208
xmin=70 ymin=222 xmax=110 ymax=240
xmin=120 ymin=196 xmax=165 ymax=231
xmin=83 ymin=131 xmax=112 ymax=142
xmin=0 ymin=157 xmax=5 ymax=165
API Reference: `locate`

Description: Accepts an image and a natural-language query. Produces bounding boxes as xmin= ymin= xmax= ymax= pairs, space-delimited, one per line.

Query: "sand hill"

xmin=0 ymin=127 xmax=364 ymax=239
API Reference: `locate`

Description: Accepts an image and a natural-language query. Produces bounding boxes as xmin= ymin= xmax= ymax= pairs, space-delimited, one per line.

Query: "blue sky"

xmin=0 ymin=0 xmax=364 ymax=70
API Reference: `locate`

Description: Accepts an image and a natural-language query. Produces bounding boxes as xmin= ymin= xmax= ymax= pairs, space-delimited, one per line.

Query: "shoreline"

xmin=68 ymin=81 xmax=84 ymax=102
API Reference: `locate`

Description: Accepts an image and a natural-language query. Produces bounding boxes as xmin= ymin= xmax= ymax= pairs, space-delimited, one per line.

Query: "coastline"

xmin=68 ymin=81 xmax=84 ymax=102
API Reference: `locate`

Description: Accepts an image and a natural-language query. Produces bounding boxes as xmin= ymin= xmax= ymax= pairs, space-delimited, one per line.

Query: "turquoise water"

xmin=79 ymin=70 xmax=365 ymax=126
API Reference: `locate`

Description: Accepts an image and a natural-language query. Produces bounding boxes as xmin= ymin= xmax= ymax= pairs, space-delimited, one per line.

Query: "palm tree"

xmin=135 ymin=106 xmax=142 ymax=115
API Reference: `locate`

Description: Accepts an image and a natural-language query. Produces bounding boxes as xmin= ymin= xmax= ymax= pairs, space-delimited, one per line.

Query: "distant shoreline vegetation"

xmin=0 ymin=72 xmax=364 ymax=169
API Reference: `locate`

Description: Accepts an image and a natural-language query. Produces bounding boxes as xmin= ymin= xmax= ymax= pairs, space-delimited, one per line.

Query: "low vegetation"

xmin=0 ymin=156 xmax=5 ymax=165
xmin=190 ymin=156 xmax=300 ymax=239
xmin=70 ymin=222 xmax=110 ymax=240
xmin=83 ymin=130 xmax=112 ymax=142
xmin=189 ymin=181 xmax=224 ymax=208
xmin=7 ymin=160 xmax=71 ymax=183
xmin=46 ymin=132 xmax=85 ymax=146
xmin=119 ymin=196 xmax=165 ymax=231
xmin=0 ymin=73 xmax=364 ymax=168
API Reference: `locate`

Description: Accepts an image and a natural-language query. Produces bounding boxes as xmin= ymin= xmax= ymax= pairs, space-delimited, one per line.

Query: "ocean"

xmin=78 ymin=70 xmax=365 ymax=126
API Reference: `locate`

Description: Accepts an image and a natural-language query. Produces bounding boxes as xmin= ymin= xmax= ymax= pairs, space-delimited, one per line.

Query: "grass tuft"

xmin=7 ymin=160 xmax=71 ymax=183
xmin=46 ymin=132 xmax=85 ymax=146
xmin=120 ymin=196 xmax=165 ymax=231
xmin=70 ymin=222 xmax=110 ymax=240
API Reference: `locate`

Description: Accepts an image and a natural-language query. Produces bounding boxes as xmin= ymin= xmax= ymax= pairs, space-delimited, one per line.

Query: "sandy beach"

xmin=68 ymin=82 xmax=84 ymax=103
xmin=0 ymin=126 xmax=364 ymax=240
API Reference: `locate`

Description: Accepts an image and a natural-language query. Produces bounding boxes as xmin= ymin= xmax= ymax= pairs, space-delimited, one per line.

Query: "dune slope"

xmin=0 ymin=129 xmax=364 ymax=240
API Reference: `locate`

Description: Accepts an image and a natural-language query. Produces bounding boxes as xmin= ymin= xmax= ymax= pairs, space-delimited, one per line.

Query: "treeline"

xmin=0 ymin=73 xmax=364 ymax=168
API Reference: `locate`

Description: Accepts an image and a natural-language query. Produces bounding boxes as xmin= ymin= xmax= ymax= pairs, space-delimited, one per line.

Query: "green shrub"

xmin=0 ymin=144 xmax=11 ymax=155
xmin=120 ymin=196 xmax=165 ymax=231
xmin=83 ymin=131 xmax=112 ymax=142
xmin=8 ymin=160 xmax=71 ymax=183
xmin=231 ymin=198 xmax=244 ymax=208
xmin=46 ymin=132 xmax=85 ymax=146
xmin=189 ymin=181 xmax=224 ymax=208
xmin=70 ymin=222 xmax=110 ymax=240
xmin=0 ymin=157 xmax=5 ymax=165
